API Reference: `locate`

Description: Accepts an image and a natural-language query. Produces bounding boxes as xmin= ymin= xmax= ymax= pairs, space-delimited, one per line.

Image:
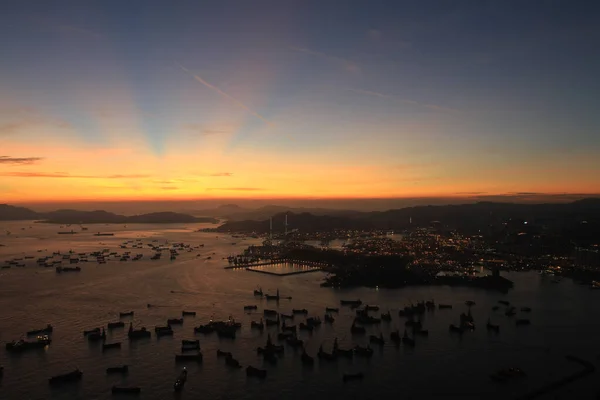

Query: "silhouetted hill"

xmin=0 ymin=204 xmax=217 ymax=224
xmin=0 ymin=204 xmax=40 ymax=220
xmin=215 ymin=199 xmax=600 ymax=244
xmin=224 ymin=205 xmax=363 ymax=221
xmin=216 ymin=211 xmax=373 ymax=233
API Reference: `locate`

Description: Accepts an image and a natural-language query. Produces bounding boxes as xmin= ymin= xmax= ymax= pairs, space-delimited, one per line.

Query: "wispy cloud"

xmin=0 ymin=172 xmax=149 ymax=179
xmin=0 ymin=156 xmax=43 ymax=165
xmin=176 ymin=62 xmax=272 ymax=125
xmin=455 ymin=191 xmax=487 ymax=195
xmin=206 ymin=187 xmax=264 ymax=191
xmin=160 ymin=186 xmax=179 ymax=190
xmin=289 ymin=46 xmax=360 ymax=73
xmin=57 ymin=25 xmax=101 ymax=39
xmin=182 ymin=124 xmax=229 ymax=136
xmin=346 ymin=88 xmax=459 ymax=113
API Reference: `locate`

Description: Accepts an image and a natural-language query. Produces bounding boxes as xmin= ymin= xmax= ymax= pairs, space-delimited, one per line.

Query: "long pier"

xmin=245 ymin=267 xmax=322 ymax=276
xmin=224 ymin=259 xmax=327 ymax=270
xmin=514 ymin=355 xmax=596 ymax=400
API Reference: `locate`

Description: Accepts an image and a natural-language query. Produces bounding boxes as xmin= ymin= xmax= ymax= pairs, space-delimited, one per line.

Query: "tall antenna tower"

xmin=285 ymin=214 xmax=288 ymax=236
xmin=269 ymin=217 xmax=273 ymax=241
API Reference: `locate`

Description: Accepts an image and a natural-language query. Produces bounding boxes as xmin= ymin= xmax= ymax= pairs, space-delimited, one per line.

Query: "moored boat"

xmin=380 ymin=311 xmax=391 ymax=321
xmin=49 ymin=369 xmax=82 ymax=385
xmin=119 ymin=311 xmax=134 ymax=318
xmin=102 ymin=342 xmax=121 ymax=351
xmin=369 ymin=333 xmax=385 ymax=346
xmin=353 ymin=345 xmax=373 ymax=358
xmin=301 ymin=348 xmax=314 ymax=366
xmin=128 ymin=324 xmax=151 ymax=340
xmin=324 ymin=314 xmax=335 ymax=323
xmin=173 ymin=367 xmax=187 ymax=392
xmin=107 ymin=321 xmax=125 ymax=329
xmin=182 ymin=311 xmax=196 ymax=317
xmin=340 ymin=299 xmax=362 ymax=307
xmin=167 ymin=318 xmax=183 ymax=325
xmin=6 ymin=335 xmax=51 ymax=352
xmin=243 ymin=305 xmax=257 ymax=311
xmin=83 ymin=327 xmax=100 ymax=336
xmin=217 ymin=349 xmax=232 ymax=357
xmin=225 ymin=354 xmax=242 ymax=368
xmin=26 ymin=324 xmax=53 ymax=336
xmin=438 ymin=304 xmax=452 ymax=309
xmin=325 ymin=307 xmax=339 ymax=313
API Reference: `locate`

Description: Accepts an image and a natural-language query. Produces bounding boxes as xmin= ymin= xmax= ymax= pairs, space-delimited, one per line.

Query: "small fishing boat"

xmin=194 ymin=325 xmax=214 ymax=334
xmin=173 ymin=367 xmax=187 ymax=392
xmin=292 ymin=308 xmax=308 ymax=315
xmin=265 ymin=318 xmax=279 ymax=327
xmin=181 ymin=340 xmax=200 ymax=351
xmin=492 ymin=305 xmax=499 ymax=311
xmin=6 ymin=335 xmax=51 ymax=352
xmin=306 ymin=317 xmax=321 ymax=327
xmin=246 ymin=366 xmax=267 ymax=379
xmin=49 ymin=369 xmax=82 ymax=385
xmin=175 ymin=353 xmax=203 ymax=363
xmin=128 ymin=324 xmax=151 ymax=340
xmin=498 ymin=300 xmax=510 ymax=306
xmin=280 ymin=313 xmax=294 ymax=320
xmin=343 ymin=372 xmax=364 ymax=382
xmin=88 ymin=328 xmax=106 ymax=342
xmin=26 ymin=324 xmax=53 ymax=336
xmin=369 ymin=333 xmax=385 ymax=346
xmin=465 ymin=300 xmax=476 ymax=306
xmin=251 ymin=320 xmax=264 ymax=330
xmin=324 ymin=314 xmax=335 ymax=323
xmin=402 ymin=330 xmax=415 ymax=347
xmin=107 ymin=321 xmax=125 ymax=329
xmin=106 ymin=365 xmax=128 ymax=374
xmin=243 ymin=305 xmax=258 ymax=311
xmin=111 ymin=386 xmax=141 ymax=395
xmin=263 ymin=309 xmax=278 ymax=316
xmin=83 ymin=327 xmax=100 ymax=336
xmin=380 ymin=311 xmax=391 ymax=321
xmin=102 ymin=342 xmax=121 ymax=351
xmin=299 ymin=322 xmax=313 ymax=332
xmin=350 ymin=323 xmax=366 ymax=335
xmin=119 ymin=311 xmax=134 ymax=318
xmin=449 ymin=324 xmax=464 ymax=334
xmin=253 ymin=288 xmax=263 ymax=297
xmin=325 ymin=307 xmax=339 ymax=313
xmin=340 ymin=299 xmax=362 ymax=307
xmin=167 ymin=318 xmax=183 ymax=325
xmin=225 ymin=354 xmax=242 ymax=368
xmin=438 ymin=304 xmax=452 ymax=309
xmin=182 ymin=311 xmax=196 ymax=317
xmin=281 ymin=321 xmax=296 ymax=333
xmin=365 ymin=305 xmax=379 ymax=311
xmin=317 ymin=345 xmax=336 ymax=361
xmin=217 ymin=349 xmax=232 ymax=357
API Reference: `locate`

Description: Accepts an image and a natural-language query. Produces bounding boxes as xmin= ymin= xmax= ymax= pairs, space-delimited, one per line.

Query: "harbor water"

xmin=0 ymin=222 xmax=598 ymax=399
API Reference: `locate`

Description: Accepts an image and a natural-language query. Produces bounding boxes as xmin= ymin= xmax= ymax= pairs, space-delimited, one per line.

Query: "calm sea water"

xmin=0 ymin=222 xmax=598 ymax=400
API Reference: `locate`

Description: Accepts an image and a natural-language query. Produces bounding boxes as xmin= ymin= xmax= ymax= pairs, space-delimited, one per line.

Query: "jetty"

xmin=224 ymin=258 xmax=325 ymax=276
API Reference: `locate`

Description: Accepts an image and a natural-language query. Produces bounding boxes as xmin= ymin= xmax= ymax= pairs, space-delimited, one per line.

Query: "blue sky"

xmin=1 ymin=0 xmax=599 ymax=201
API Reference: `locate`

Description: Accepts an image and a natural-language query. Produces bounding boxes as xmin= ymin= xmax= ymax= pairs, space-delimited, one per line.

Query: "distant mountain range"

xmin=0 ymin=204 xmax=218 ymax=224
xmin=214 ymin=199 xmax=600 ymax=245
xmin=191 ymin=203 xmax=364 ymax=221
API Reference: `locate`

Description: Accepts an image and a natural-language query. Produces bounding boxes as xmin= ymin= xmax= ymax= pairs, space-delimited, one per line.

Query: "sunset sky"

xmin=1 ymin=1 xmax=599 ymax=203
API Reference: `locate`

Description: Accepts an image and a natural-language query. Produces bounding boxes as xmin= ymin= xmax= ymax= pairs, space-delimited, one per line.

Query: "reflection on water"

xmin=0 ymin=221 xmax=598 ymax=399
